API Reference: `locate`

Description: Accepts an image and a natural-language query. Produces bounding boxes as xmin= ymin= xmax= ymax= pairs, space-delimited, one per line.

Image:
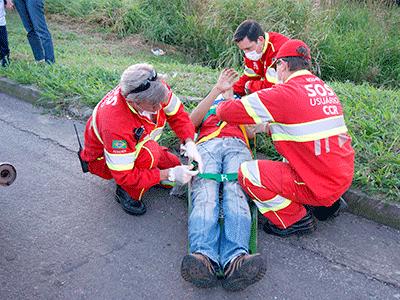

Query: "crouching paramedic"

xmin=216 ymin=39 xmax=355 ymax=237
xmin=80 ymin=63 xmax=202 ymax=216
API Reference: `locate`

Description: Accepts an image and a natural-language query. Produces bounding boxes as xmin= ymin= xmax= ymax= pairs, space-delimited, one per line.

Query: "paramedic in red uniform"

xmin=232 ymin=19 xmax=289 ymax=96
xmin=81 ymin=63 xmax=202 ymax=216
xmin=216 ymin=39 xmax=355 ymax=237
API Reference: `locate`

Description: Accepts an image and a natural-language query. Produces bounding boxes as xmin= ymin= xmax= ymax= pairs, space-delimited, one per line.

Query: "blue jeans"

xmin=14 ymin=0 xmax=55 ymax=63
xmin=189 ymin=138 xmax=252 ymax=268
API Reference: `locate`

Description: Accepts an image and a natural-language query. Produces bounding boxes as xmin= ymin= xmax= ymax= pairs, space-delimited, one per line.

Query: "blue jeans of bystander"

xmin=14 ymin=0 xmax=54 ymax=63
xmin=189 ymin=137 xmax=252 ymax=269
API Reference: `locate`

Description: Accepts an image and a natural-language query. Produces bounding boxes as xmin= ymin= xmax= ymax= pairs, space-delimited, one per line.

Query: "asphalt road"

xmin=1 ymin=93 xmax=399 ymax=300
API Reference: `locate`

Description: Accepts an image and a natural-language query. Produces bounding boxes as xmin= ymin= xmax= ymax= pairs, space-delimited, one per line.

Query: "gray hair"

xmin=120 ymin=63 xmax=168 ymax=105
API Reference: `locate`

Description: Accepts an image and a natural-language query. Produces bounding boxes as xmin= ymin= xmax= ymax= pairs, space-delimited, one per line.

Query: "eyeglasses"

xmin=128 ymin=69 xmax=158 ymax=94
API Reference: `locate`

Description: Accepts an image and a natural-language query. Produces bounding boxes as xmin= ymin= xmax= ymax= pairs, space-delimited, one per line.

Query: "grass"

xmin=43 ymin=0 xmax=400 ymax=90
xmin=0 ymin=11 xmax=399 ymax=202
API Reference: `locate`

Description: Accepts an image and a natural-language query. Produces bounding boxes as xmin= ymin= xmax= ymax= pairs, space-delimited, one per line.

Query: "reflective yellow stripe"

xmin=105 ymin=149 xmax=135 ymax=171
xmin=149 ymin=127 xmax=164 ymax=141
xmin=164 ymin=94 xmax=181 ymax=116
xmin=240 ymin=161 xmax=264 ymax=188
xmin=270 ymin=116 xmax=348 ymax=142
xmin=285 ymin=70 xmax=312 ymax=83
xmin=91 ymin=101 xmax=104 ymax=144
xmin=253 ymin=195 xmax=292 ymax=214
xmin=239 ymin=125 xmax=251 ymax=152
xmin=244 ymin=67 xmax=259 ymax=77
xmin=241 ymin=93 xmax=274 ymax=124
xmin=196 ymin=122 xmax=227 ymax=145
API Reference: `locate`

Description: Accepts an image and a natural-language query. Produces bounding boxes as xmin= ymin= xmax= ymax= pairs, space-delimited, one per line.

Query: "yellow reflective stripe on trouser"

xmin=240 ymin=160 xmax=264 ymax=188
xmin=253 ymin=195 xmax=292 ymax=214
xmin=244 ymin=67 xmax=259 ymax=77
xmin=104 ymin=149 xmax=136 ymax=171
xmin=241 ymin=93 xmax=274 ymax=124
xmin=196 ymin=122 xmax=227 ymax=145
xmin=270 ymin=115 xmax=348 ymax=142
xmin=163 ymin=94 xmax=181 ymax=116
xmin=91 ymin=101 xmax=104 ymax=144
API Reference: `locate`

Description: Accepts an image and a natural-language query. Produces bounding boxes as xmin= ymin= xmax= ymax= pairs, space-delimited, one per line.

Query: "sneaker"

xmin=115 ymin=185 xmax=146 ymax=215
xmin=181 ymin=253 xmax=219 ymax=288
xmin=312 ymin=198 xmax=347 ymax=221
xmin=1 ymin=56 xmax=10 ymax=67
xmin=263 ymin=209 xmax=316 ymax=237
xmin=222 ymin=253 xmax=266 ymax=292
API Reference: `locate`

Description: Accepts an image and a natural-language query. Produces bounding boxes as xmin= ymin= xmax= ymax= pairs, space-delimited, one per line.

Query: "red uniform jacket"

xmin=218 ymin=70 xmax=355 ymax=200
xmin=196 ymin=95 xmax=247 ymax=145
xmin=233 ymin=32 xmax=289 ymax=96
xmin=81 ymin=85 xmax=195 ymax=190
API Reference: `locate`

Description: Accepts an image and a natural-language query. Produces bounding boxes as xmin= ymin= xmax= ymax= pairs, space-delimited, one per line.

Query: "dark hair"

xmin=233 ymin=20 xmax=264 ymax=43
xmin=282 ymin=57 xmax=311 ymax=71
xmin=281 ymin=46 xmax=311 ymax=71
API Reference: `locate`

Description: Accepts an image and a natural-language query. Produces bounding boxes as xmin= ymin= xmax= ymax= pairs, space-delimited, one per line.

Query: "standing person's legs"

xmin=26 ymin=0 xmax=54 ymax=63
xmin=14 ymin=0 xmax=45 ymax=61
xmin=219 ymin=138 xmax=251 ymax=268
xmin=0 ymin=26 xmax=10 ymax=66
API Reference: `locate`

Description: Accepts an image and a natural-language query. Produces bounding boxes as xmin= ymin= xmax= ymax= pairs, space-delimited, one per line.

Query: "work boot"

xmin=115 ymin=185 xmax=146 ymax=215
xmin=263 ymin=209 xmax=316 ymax=237
xmin=181 ymin=253 xmax=219 ymax=288
xmin=312 ymin=198 xmax=347 ymax=221
xmin=222 ymin=253 xmax=266 ymax=292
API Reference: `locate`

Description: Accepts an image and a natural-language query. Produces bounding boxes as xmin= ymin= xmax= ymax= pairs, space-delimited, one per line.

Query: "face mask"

xmin=245 ymin=50 xmax=263 ymax=61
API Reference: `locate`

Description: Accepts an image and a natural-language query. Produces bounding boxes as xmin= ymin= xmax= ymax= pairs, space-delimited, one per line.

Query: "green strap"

xmin=202 ymin=106 xmax=217 ymax=122
xmin=198 ymin=172 xmax=238 ymax=182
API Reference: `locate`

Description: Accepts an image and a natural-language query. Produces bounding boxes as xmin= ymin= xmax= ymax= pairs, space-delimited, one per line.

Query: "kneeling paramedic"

xmin=80 ymin=63 xmax=202 ymax=215
xmin=180 ymin=69 xmax=266 ymax=291
xmin=216 ymin=40 xmax=355 ymax=237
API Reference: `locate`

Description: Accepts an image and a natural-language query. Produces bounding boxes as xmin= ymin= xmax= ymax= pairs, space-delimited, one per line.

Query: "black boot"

xmin=115 ymin=185 xmax=146 ymax=215
xmin=312 ymin=198 xmax=346 ymax=221
xmin=263 ymin=209 xmax=317 ymax=237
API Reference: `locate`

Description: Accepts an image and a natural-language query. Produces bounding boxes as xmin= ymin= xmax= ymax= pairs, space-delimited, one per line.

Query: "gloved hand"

xmin=168 ymin=165 xmax=199 ymax=184
xmin=180 ymin=140 xmax=204 ymax=172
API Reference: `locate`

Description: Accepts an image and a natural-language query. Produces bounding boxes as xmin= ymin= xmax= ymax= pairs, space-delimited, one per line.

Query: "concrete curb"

xmin=1 ymin=76 xmax=399 ymax=231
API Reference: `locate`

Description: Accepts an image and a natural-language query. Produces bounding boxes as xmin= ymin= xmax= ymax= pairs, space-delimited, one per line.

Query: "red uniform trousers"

xmin=86 ymin=140 xmax=180 ymax=201
xmin=238 ymin=160 xmax=339 ymax=229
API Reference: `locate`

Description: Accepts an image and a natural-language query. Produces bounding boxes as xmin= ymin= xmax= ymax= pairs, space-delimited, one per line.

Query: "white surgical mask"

xmin=245 ymin=50 xmax=263 ymax=61
xmin=139 ymin=110 xmax=157 ymax=119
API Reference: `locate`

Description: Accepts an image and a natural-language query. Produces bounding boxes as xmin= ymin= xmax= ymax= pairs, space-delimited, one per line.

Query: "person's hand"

xmin=215 ymin=68 xmax=238 ymax=93
xmin=180 ymin=140 xmax=204 ymax=172
xmin=6 ymin=0 xmax=14 ymax=9
xmin=245 ymin=123 xmax=269 ymax=137
xmin=168 ymin=165 xmax=199 ymax=184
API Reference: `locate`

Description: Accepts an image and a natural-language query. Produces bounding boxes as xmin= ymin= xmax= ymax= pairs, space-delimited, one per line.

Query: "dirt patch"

xmin=47 ymin=14 xmax=181 ymax=55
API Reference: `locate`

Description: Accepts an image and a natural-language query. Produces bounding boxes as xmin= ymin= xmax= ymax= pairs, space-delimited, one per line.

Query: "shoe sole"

xmin=264 ymin=218 xmax=317 ymax=237
xmin=222 ymin=255 xmax=266 ymax=292
xmin=181 ymin=255 xmax=218 ymax=288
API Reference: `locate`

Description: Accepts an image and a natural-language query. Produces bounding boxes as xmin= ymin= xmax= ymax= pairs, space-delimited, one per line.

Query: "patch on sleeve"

xmin=112 ymin=140 xmax=127 ymax=149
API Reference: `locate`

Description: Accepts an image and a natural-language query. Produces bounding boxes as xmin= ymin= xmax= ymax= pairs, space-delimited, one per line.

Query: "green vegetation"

xmin=0 ymin=9 xmax=398 ymax=202
xmin=44 ymin=0 xmax=400 ymax=89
